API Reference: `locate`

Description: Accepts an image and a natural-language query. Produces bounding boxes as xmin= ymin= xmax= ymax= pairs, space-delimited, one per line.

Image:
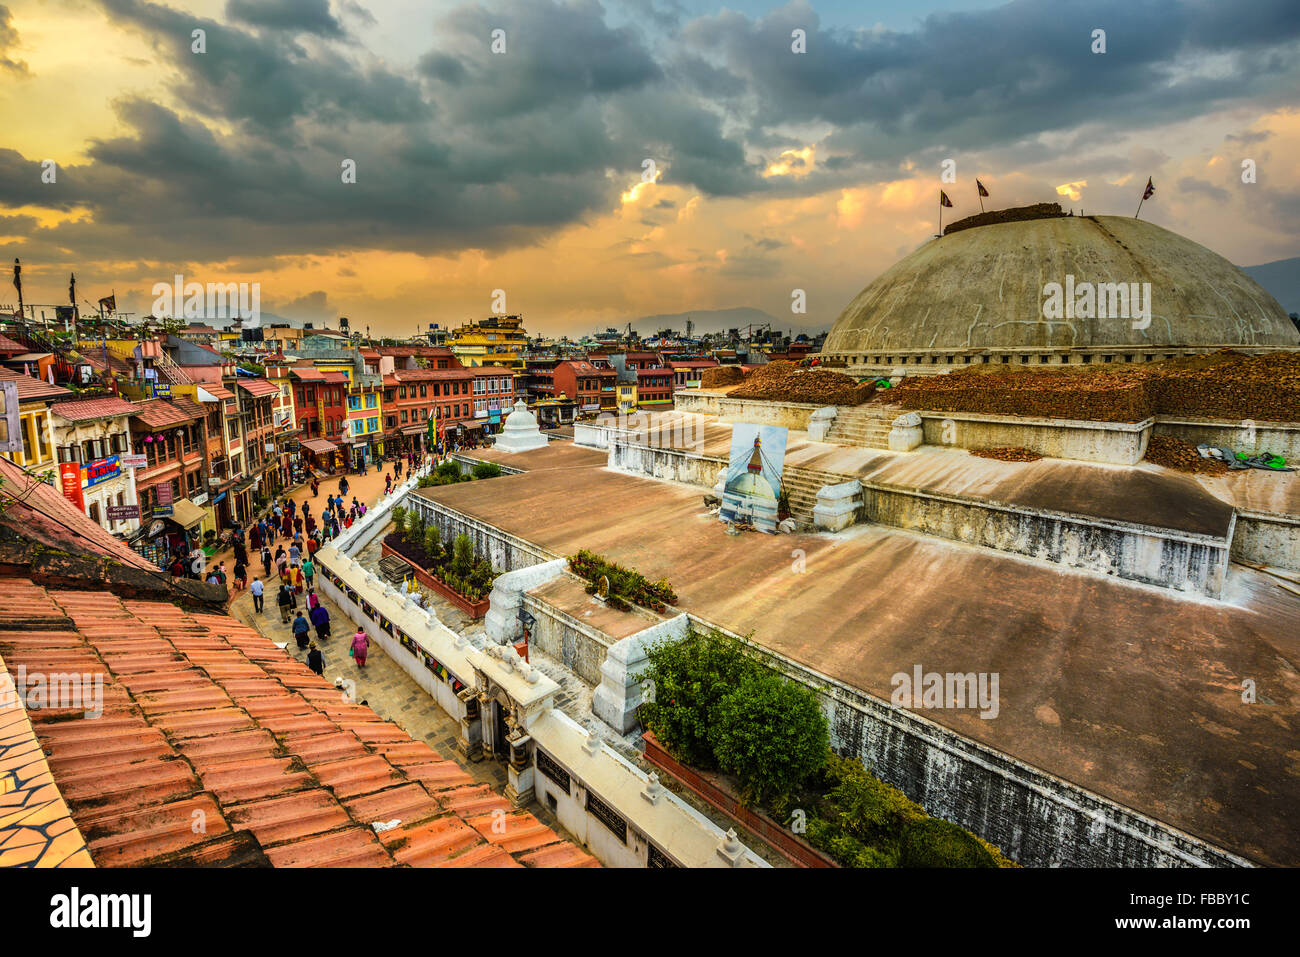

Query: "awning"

xmin=399 ymin=422 xmax=428 ymax=435
xmin=300 ymin=437 xmax=339 ymax=454
xmin=197 ymin=384 xmax=237 ymax=403
xmin=236 ymin=378 xmax=280 ymax=398
xmin=170 ymin=497 xmax=207 ymax=529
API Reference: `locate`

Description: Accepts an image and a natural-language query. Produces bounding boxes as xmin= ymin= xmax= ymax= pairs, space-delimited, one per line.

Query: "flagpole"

xmin=978 ymin=186 xmax=985 ymax=214
xmin=1134 ymin=197 xmax=1144 ymax=219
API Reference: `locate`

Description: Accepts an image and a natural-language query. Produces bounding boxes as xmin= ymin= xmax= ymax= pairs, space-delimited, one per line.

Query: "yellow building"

xmin=345 ymin=373 xmax=384 ymax=466
xmin=616 ymin=382 xmax=637 ymax=413
xmin=0 ymin=368 xmax=72 ymax=473
xmin=449 ymin=315 xmax=528 ymax=371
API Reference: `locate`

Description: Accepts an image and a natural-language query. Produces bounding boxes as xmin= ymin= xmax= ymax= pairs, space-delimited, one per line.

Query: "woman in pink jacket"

xmin=351 ymin=630 xmax=370 ymax=667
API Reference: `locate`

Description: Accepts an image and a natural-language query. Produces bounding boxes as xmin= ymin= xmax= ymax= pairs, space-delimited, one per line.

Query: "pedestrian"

xmin=308 ymin=590 xmax=321 ymax=611
xmin=277 ymin=583 xmax=292 ymax=622
xmin=233 ymin=560 xmax=247 ymax=591
xmin=290 ymin=563 xmax=303 ymax=595
xmin=302 ymin=555 xmax=315 ymax=590
xmin=340 ymin=478 xmax=349 ymax=498
xmin=294 ymin=515 xmax=303 ymax=535
xmin=310 ymin=602 xmax=330 ymax=641
xmin=350 ymin=629 xmax=370 ymax=667
xmin=275 ymin=549 xmax=288 ymax=580
xmin=307 ymin=641 xmax=324 ymax=676
xmin=306 ymin=535 xmax=320 ymax=557
xmin=261 ymin=545 xmax=272 ymax=578
xmin=217 ymin=562 xmax=228 ymax=587
xmin=250 ymin=576 xmax=265 ymax=613
xmin=292 ymin=611 xmax=311 ymax=650
xmin=385 ymin=473 xmax=392 ymax=495
xmin=311 ymin=478 xmax=319 ymax=497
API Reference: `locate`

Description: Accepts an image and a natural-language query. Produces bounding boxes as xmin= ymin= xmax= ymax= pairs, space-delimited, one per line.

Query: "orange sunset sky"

xmin=1 ymin=0 xmax=1298 ymax=337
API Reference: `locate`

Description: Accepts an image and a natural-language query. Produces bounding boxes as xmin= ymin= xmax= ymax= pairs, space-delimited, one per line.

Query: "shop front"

xmin=300 ymin=436 xmax=340 ymax=474
xmin=129 ymin=497 xmax=207 ymax=568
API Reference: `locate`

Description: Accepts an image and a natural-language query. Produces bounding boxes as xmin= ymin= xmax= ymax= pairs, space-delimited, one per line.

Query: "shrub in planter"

xmin=451 ymin=534 xmax=474 ymax=578
xmin=423 ymin=524 xmax=441 ymax=557
xmin=436 ymin=460 xmax=461 ymax=482
xmin=639 ymin=629 xmax=762 ymax=769
xmin=817 ymin=752 xmax=926 ymax=851
xmin=898 ymin=818 xmax=996 ymax=869
xmin=392 ymin=507 xmax=407 ymax=536
xmin=405 ymin=514 xmax=426 ymax=550
xmin=472 ymin=461 xmax=503 ymax=479
xmin=709 ymin=670 xmax=829 ymax=806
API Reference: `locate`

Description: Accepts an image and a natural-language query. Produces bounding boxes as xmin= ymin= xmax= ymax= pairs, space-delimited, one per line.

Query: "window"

xmin=367 ymin=417 xmax=378 ymax=433
xmin=89 ymin=502 xmax=100 ymax=525
xmin=401 ymin=410 xmax=408 ymax=424
xmin=305 ymin=386 xmax=315 ymax=403
xmin=228 ymin=419 xmax=239 ymax=440
xmin=419 ymin=384 xmax=427 ymax=398
xmin=365 ymin=394 xmax=376 ymax=408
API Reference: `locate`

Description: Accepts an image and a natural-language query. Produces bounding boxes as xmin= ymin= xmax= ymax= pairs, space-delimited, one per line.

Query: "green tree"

xmin=451 ymin=534 xmax=474 ymax=577
xmin=423 ymin=523 xmax=441 ymax=558
xmin=406 ymin=513 xmax=426 ymax=549
xmin=710 ymin=671 xmax=829 ymax=806
xmin=471 ymin=461 xmax=503 ymax=479
xmin=391 ymin=507 xmax=407 ymax=537
xmin=639 ymin=629 xmax=762 ymax=768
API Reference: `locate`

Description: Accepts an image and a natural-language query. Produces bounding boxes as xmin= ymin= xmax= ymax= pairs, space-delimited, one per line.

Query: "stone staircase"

xmin=824 ymin=404 xmax=897 ymax=450
xmin=781 ymin=465 xmax=854 ymax=528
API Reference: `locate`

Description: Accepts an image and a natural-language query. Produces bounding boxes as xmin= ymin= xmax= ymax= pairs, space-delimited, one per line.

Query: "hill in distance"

xmin=1242 ymin=257 xmax=1300 ymax=316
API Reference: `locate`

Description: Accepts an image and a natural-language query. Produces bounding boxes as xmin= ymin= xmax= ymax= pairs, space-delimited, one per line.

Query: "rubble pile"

xmin=889 ymin=351 xmax=1300 ymax=423
xmin=943 ymin=202 xmax=1068 ymax=236
xmin=1143 ymin=434 xmax=1229 ymax=475
xmin=969 ymin=447 xmax=1043 ymax=462
xmin=700 ymin=365 xmax=746 ymax=388
xmin=729 ymin=360 xmax=876 ymax=405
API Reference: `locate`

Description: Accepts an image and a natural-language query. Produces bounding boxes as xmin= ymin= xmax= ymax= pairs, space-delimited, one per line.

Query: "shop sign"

xmin=106 ymin=504 xmax=139 ymax=521
xmin=121 ymin=453 xmax=148 ymax=469
xmin=84 ymin=456 xmax=120 ymax=488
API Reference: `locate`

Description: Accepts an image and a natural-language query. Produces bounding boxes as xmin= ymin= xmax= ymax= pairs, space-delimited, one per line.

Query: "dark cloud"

xmin=1177 ymin=176 xmax=1230 ymax=203
xmin=3 ymin=0 xmax=1297 ymax=280
xmin=225 ymin=0 xmax=343 ymax=37
xmin=0 ymin=4 xmax=29 ymax=74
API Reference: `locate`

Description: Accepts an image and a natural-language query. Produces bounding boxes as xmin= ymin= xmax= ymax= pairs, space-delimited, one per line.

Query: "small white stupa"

xmin=493 ymin=399 xmax=549 ymax=453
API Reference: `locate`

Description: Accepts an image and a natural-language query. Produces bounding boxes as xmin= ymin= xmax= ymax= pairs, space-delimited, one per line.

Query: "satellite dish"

xmin=596 ymin=575 xmax=610 ymax=599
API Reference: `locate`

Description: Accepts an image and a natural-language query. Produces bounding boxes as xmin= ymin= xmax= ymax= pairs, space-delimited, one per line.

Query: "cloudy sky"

xmin=1 ymin=0 xmax=1298 ymax=337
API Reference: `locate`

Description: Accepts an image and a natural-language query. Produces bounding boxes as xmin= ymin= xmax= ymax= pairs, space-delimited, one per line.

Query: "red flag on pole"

xmin=940 ymin=190 xmax=953 ymax=208
xmin=1142 ymin=177 xmax=1155 ymax=200
xmin=976 ymin=179 xmax=989 ymax=198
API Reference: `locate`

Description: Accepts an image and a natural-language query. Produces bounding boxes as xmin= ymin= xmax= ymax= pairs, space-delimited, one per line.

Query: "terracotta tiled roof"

xmin=131 ymin=397 xmax=206 ymax=428
xmin=0 ymin=367 xmax=72 ymax=402
xmin=472 ymin=366 xmax=516 ymax=376
xmin=393 ymin=368 xmax=471 ymax=381
xmin=0 ymin=334 xmax=27 ymax=355
xmin=319 ymin=371 xmax=348 ymax=384
xmin=0 ymin=456 xmax=156 ymax=571
xmin=0 ymin=581 xmax=598 ymax=868
xmin=291 ymin=368 xmax=327 ymax=382
xmin=197 ymin=383 xmax=237 ymax=402
xmin=50 ymin=397 xmax=138 ymax=421
xmin=235 ymin=378 xmax=280 ymax=398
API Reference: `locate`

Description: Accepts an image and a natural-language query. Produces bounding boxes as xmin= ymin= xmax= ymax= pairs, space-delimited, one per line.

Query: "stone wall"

xmin=1231 ymin=509 xmax=1300 ymax=570
xmin=861 ymin=482 xmax=1232 ymax=598
xmin=1154 ymin=417 xmax=1300 ymax=464
xmin=919 ymin=411 xmax=1153 ymax=465
xmin=697 ymin=617 xmax=1252 ymax=869
xmin=523 ymin=591 xmax=613 ymax=686
xmin=672 ymin=391 xmax=822 ymax=431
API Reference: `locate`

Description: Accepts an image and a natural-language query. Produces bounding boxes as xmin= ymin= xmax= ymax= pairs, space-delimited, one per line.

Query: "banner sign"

xmin=106 ymin=504 xmax=139 ymax=521
xmin=83 ymin=456 xmax=120 ymax=489
xmin=152 ymin=382 xmax=171 ymax=397
xmin=120 ymin=453 xmax=148 ymax=469
xmin=59 ymin=462 xmax=84 ymax=510
xmin=156 ymin=482 xmax=173 ymax=506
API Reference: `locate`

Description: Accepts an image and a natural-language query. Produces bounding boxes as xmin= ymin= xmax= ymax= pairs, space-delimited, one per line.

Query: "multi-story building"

xmin=635 ymin=366 xmax=674 ymax=409
xmin=0 ymin=367 xmax=70 ymax=473
xmin=376 ymin=345 xmax=459 ymax=370
xmin=666 ymin=357 xmax=719 ymax=389
xmin=344 ymin=372 xmax=384 ymax=467
xmin=468 ymin=366 xmax=516 ymax=433
xmin=552 ymin=359 xmax=616 ymax=418
xmin=449 ymin=315 xmax=528 ymax=371
xmin=128 ymin=396 xmax=210 ymax=542
xmin=290 ymin=367 xmax=348 ymax=471
xmin=231 ymin=377 xmax=280 ymax=519
xmin=49 ymin=396 xmax=140 ymax=538
xmin=385 ymin=368 xmax=475 ymax=450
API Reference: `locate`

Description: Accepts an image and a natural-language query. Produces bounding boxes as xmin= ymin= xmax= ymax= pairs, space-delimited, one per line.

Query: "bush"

xmin=436 ymin=460 xmax=462 ymax=482
xmin=451 ymin=534 xmax=474 ymax=578
xmin=423 ymin=524 xmax=441 ymax=557
xmin=567 ymin=549 xmax=677 ymax=613
xmin=471 ymin=461 xmax=503 ymax=479
xmin=898 ymin=818 xmax=996 ymax=869
xmin=391 ymin=507 xmax=407 ymax=536
xmin=405 ymin=513 xmax=426 ymax=549
xmin=639 ymin=629 xmax=763 ymax=768
xmin=819 ymin=752 xmax=926 ymax=850
xmin=710 ymin=671 xmax=829 ymax=806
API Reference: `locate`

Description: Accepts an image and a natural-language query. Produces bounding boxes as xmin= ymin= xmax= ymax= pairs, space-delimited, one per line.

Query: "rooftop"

xmin=413 ymin=444 xmax=1300 ymax=867
xmin=0 ymin=367 xmax=72 ymax=403
xmin=49 ymin=397 xmax=138 ymax=422
xmin=131 ymin=397 xmax=207 ymax=429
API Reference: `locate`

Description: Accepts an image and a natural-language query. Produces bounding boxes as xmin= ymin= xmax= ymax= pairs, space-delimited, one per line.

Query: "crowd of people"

xmin=162 ymin=442 xmax=487 ymax=677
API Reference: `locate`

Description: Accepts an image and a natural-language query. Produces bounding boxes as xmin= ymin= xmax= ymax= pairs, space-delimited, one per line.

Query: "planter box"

xmin=641 ymin=731 xmax=836 ymax=869
xmin=380 ymin=540 xmax=490 ymax=618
